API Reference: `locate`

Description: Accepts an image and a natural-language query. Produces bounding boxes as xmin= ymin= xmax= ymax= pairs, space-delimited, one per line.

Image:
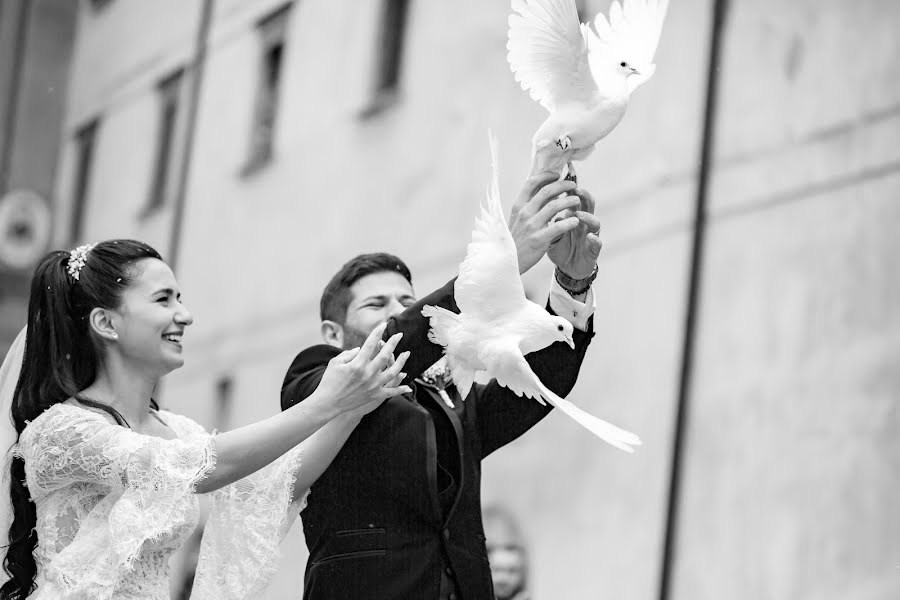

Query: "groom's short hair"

xmin=319 ymin=253 xmax=413 ymax=323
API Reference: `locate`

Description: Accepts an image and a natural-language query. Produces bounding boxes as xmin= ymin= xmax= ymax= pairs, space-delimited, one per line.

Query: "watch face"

xmin=0 ymin=189 xmax=52 ymax=270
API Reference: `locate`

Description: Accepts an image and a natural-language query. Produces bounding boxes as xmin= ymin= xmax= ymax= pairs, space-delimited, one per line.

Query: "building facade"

xmin=19 ymin=0 xmax=900 ymax=598
xmin=0 ymin=0 xmax=77 ymax=356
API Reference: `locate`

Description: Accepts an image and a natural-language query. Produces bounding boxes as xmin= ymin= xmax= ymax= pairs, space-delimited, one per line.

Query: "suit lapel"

xmin=416 ymin=380 xmax=466 ymax=524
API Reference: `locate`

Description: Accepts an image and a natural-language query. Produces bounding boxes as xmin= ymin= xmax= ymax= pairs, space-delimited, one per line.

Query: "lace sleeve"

xmin=190 ymin=444 xmax=307 ymax=600
xmin=19 ymin=404 xmax=216 ymax=598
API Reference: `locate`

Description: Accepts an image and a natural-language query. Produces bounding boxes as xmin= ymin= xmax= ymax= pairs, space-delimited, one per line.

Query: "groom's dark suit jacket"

xmin=281 ymin=279 xmax=593 ymax=600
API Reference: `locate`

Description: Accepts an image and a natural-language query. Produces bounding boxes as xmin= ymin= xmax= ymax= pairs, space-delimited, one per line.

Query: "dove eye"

xmin=620 ymin=61 xmax=627 ymax=67
xmin=557 ymin=325 xmax=564 ymax=332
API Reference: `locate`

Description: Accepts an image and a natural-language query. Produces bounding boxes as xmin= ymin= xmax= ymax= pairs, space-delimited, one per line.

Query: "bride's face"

xmin=107 ymin=258 xmax=194 ymax=376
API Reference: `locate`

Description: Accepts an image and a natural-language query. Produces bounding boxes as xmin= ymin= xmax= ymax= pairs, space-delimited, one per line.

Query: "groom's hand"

xmin=509 ymin=172 xmax=582 ymax=274
xmin=547 ymin=185 xmax=602 ymax=280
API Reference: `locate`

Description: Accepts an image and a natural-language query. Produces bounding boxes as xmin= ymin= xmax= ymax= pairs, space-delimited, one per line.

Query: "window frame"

xmin=241 ymin=2 xmax=293 ymax=176
xmin=69 ymin=118 xmax=100 ymax=244
xmin=144 ymin=67 xmax=185 ymax=216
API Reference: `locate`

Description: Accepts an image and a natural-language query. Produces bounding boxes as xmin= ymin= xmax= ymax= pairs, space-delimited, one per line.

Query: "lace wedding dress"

xmin=14 ymin=402 xmax=305 ymax=599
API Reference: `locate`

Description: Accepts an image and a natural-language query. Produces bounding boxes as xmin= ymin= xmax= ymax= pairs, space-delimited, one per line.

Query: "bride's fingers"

xmin=356 ymin=323 xmax=389 ymax=361
xmin=379 ymin=351 xmax=410 ymax=384
xmin=370 ymin=333 xmax=403 ymax=371
xmin=381 ymin=384 xmax=413 ymax=398
xmin=331 ymin=347 xmax=360 ymax=365
xmin=380 ymin=341 xmax=396 ymax=368
xmin=384 ymin=372 xmax=407 ymax=390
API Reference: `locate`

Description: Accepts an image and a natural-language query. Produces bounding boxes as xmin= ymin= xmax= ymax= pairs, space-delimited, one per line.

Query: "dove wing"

xmin=456 ymin=133 xmax=528 ymax=321
xmin=592 ymin=0 xmax=669 ymax=88
xmin=484 ymin=339 xmax=642 ymax=453
xmin=507 ymin=0 xmax=600 ymax=112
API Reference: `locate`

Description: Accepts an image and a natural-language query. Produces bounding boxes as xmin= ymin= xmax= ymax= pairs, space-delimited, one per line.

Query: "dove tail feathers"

xmin=535 ymin=381 xmax=642 ymax=453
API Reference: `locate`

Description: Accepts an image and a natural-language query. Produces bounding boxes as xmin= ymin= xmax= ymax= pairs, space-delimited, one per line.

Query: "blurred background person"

xmin=483 ymin=504 xmax=531 ymax=600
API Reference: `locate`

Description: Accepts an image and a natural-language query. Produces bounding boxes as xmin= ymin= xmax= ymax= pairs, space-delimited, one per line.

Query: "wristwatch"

xmin=555 ymin=265 xmax=598 ymax=297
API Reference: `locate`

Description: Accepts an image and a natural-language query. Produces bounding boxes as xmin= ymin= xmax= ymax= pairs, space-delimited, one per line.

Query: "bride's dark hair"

xmin=1 ymin=239 xmax=163 ymax=599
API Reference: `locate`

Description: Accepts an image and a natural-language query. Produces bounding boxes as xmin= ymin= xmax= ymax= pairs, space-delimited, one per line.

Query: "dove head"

xmin=612 ymin=49 xmax=657 ymax=93
xmin=537 ymin=315 xmax=575 ymax=350
xmin=616 ymin=59 xmax=640 ymax=77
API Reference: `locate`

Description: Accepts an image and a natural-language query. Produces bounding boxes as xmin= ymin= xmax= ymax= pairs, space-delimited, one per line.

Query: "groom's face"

xmin=339 ymin=271 xmax=416 ymax=350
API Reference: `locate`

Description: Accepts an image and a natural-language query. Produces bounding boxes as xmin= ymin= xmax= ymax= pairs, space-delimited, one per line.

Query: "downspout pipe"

xmin=167 ymin=0 xmax=215 ymax=271
xmin=657 ymin=1 xmax=731 ymax=599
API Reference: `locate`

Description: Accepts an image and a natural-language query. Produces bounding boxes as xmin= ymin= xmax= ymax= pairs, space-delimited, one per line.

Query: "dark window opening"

xmin=360 ymin=0 xmax=410 ymax=119
xmin=215 ymin=376 xmax=234 ymax=432
xmin=146 ymin=68 xmax=184 ymax=214
xmin=89 ymin=0 xmax=115 ymax=11
xmin=576 ymin=0 xmax=590 ymax=23
xmin=70 ymin=119 xmax=99 ymax=244
xmin=243 ymin=3 xmax=292 ymax=175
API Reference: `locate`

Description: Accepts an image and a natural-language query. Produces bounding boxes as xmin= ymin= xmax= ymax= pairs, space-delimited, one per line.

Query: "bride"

xmin=0 ymin=239 xmax=411 ymax=599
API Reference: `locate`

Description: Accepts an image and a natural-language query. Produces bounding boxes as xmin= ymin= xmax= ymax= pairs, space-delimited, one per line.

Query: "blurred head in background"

xmin=482 ymin=504 xmax=531 ymax=600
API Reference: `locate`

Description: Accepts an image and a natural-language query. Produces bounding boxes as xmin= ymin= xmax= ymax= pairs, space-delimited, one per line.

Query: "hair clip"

xmin=67 ymin=243 xmax=96 ymax=281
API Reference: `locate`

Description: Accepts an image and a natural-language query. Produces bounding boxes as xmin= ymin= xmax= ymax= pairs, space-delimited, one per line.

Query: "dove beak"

xmin=565 ymin=335 xmax=575 ymax=350
xmin=629 ymin=66 xmax=640 ymax=76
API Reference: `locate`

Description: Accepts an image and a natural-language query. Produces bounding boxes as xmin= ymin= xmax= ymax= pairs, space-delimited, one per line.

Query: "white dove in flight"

xmin=421 ymin=133 xmax=641 ymax=452
xmin=507 ymin=0 xmax=670 ymax=177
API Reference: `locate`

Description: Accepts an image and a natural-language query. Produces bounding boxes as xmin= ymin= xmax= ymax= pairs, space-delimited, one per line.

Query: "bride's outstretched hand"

xmin=317 ymin=323 xmax=412 ymax=415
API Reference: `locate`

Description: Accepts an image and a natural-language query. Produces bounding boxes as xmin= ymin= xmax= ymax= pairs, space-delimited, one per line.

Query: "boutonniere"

xmin=419 ymin=358 xmax=455 ymax=409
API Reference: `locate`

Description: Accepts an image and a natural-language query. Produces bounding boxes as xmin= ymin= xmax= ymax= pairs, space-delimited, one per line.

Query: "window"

xmin=89 ymin=0 xmax=115 ymax=11
xmin=70 ymin=119 xmax=99 ymax=244
xmin=243 ymin=3 xmax=292 ymax=174
xmin=360 ymin=0 xmax=410 ymax=118
xmin=146 ymin=68 xmax=183 ymax=213
xmin=576 ymin=0 xmax=590 ymax=22
xmin=215 ymin=376 xmax=233 ymax=432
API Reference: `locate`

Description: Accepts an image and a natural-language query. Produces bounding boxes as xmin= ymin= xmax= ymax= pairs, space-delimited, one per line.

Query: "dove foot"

xmin=555 ymin=136 xmax=572 ymax=151
xmin=563 ymin=162 xmax=577 ymax=184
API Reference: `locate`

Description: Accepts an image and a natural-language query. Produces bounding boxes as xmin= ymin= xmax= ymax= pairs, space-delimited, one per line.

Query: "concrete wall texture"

xmin=16 ymin=0 xmax=900 ymax=598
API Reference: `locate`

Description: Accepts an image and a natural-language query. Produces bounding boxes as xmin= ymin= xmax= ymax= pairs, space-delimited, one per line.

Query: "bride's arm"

xmin=194 ymin=326 xmax=408 ymax=494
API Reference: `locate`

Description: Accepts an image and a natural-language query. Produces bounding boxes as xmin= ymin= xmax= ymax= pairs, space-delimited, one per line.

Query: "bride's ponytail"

xmin=1 ymin=240 xmax=162 ymax=598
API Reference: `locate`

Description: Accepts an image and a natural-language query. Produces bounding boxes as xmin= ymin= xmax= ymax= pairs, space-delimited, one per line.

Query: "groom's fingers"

xmin=535 ymin=194 xmax=580 ymax=225
xmin=527 ymin=180 xmax=577 ymax=214
xmin=540 ymin=216 xmax=580 ymax=245
xmin=515 ymin=171 xmax=561 ymax=212
xmin=574 ymin=210 xmax=602 ymax=234
xmin=570 ymin=186 xmax=596 ymax=214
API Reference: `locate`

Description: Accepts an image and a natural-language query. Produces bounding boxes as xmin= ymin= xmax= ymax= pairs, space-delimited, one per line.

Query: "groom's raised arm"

xmin=381 ymin=171 xmax=586 ymax=382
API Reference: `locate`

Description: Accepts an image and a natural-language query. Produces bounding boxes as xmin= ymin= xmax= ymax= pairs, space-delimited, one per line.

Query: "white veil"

xmin=0 ymin=327 xmax=26 ymax=554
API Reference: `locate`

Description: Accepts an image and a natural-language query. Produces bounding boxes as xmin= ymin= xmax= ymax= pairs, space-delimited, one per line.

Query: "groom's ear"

xmin=321 ymin=320 xmax=344 ymax=349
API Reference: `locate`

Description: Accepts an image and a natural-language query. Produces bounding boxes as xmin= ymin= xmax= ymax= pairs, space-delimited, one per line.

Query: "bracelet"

xmin=555 ymin=265 xmax=598 ymax=297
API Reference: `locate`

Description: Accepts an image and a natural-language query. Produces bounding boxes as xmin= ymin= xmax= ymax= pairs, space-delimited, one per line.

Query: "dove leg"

xmin=564 ymin=162 xmax=577 ymax=184
xmin=554 ymin=136 xmax=572 ymax=151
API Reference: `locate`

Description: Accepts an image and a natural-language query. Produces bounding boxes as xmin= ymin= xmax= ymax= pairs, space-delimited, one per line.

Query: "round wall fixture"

xmin=0 ymin=189 xmax=52 ymax=270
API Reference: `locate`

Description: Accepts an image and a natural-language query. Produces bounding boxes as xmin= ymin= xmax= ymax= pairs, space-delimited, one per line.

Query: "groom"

xmin=281 ymin=171 xmax=603 ymax=599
